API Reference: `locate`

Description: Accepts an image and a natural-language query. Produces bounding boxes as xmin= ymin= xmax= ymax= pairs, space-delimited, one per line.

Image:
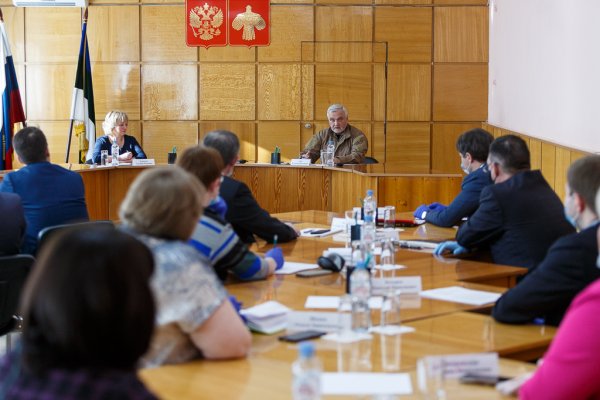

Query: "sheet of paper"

xmin=369 ymin=325 xmax=415 ymax=335
xmin=240 ymin=300 xmax=290 ymax=318
xmin=421 ymin=352 xmax=499 ymax=379
xmin=420 ymin=286 xmax=501 ymax=306
xmin=275 ymin=262 xmax=319 ymax=275
xmin=371 ymin=276 xmax=422 ymax=295
xmin=373 ymin=264 xmax=407 ymax=271
xmin=304 ymin=296 xmax=384 ymax=310
xmin=287 ymin=311 xmax=345 ymax=332
xmin=300 ymin=227 xmax=344 ymax=237
xmin=322 ymin=373 xmax=413 ymax=395
xmin=321 ymin=332 xmax=373 ymax=343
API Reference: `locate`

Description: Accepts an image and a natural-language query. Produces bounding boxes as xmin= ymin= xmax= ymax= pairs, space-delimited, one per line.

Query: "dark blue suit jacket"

xmin=91 ymin=135 xmax=147 ymax=164
xmin=425 ymin=166 xmax=492 ymax=227
xmin=220 ymin=176 xmax=297 ymax=244
xmin=492 ymin=223 xmax=600 ymax=326
xmin=0 ymin=192 xmax=26 ymax=255
xmin=456 ymin=170 xmax=574 ymax=269
xmin=0 ymin=162 xmax=89 ymax=254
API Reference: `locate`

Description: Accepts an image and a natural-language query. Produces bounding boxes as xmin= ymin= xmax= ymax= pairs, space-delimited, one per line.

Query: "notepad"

xmin=240 ymin=301 xmax=291 ymax=334
xmin=420 ymin=286 xmax=501 ymax=306
xmin=321 ymin=373 xmax=412 ymax=395
xmin=275 ymin=262 xmax=319 ymax=275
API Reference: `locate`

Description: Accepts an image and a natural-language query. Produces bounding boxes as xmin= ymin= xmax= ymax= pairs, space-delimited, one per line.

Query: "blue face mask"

xmin=563 ymin=207 xmax=578 ymax=229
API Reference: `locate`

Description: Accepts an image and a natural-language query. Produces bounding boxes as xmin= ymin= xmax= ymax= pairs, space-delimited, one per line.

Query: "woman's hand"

xmin=118 ymin=151 xmax=133 ymax=161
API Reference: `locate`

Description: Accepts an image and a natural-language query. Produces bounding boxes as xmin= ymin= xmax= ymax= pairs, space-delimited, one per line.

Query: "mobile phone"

xmin=296 ymin=269 xmax=334 ymax=278
xmin=278 ymin=330 xmax=326 ymax=343
xmin=459 ymin=374 xmax=511 ymax=386
xmin=309 ymin=229 xmax=330 ymax=235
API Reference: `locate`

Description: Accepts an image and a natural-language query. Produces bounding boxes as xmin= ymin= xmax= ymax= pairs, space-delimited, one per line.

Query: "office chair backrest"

xmin=38 ymin=221 xmax=115 ymax=254
xmin=0 ymin=254 xmax=34 ymax=333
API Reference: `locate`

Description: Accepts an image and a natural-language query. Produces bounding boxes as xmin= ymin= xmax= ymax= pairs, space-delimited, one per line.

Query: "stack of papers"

xmin=240 ymin=301 xmax=291 ymax=334
xmin=274 ymin=262 xmax=319 ymax=275
xmin=420 ymin=286 xmax=502 ymax=306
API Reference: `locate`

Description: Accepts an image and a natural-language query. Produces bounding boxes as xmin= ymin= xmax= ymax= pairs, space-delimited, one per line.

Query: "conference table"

xmin=139 ymin=211 xmax=553 ymax=399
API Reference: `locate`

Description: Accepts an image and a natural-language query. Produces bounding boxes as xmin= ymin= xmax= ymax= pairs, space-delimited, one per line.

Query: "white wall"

xmin=488 ymin=0 xmax=600 ymax=153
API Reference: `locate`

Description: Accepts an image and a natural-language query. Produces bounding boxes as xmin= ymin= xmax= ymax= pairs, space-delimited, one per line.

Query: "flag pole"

xmin=66 ymin=7 xmax=87 ymax=163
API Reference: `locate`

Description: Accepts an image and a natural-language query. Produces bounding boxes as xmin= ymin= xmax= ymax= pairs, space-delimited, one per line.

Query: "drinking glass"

xmin=383 ymin=205 xmax=396 ymax=229
xmin=100 ymin=150 xmax=108 ymax=166
xmin=417 ymin=357 xmax=446 ymax=400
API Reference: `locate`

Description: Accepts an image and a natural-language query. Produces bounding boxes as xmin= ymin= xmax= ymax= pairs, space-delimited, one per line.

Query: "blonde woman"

xmin=119 ymin=167 xmax=251 ymax=366
xmin=92 ymin=111 xmax=146 ymax=164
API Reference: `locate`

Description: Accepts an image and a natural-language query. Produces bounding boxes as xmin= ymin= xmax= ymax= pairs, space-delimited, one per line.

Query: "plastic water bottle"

xmin=292 ymin=341 xmax=322 ymax=400
xmin=363 ymin=190 xmax=376 ymax=221
xmin=361 ymin=215 xmax=376 ymax=255
xmin=111 ymin=139 xmax=119 ymax=166
xmin=326 ymin=139 xmax=335 ymax=167
xmin=350 ymin=262 xmax=371 ymax=332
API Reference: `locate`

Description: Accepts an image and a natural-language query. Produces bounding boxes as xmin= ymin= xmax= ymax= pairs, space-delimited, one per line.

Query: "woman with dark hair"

xmin=0 ymin=225 xmax=158 ymax=399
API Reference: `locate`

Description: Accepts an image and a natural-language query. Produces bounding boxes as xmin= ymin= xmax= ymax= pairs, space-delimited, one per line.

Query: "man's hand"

xmin=433 ymin=241 xmax=468 ymax=256
xmin=414 ymin=204 xmax=429 ymax=219
xmin=265 ymin=247 xmax=284 ymax=270
xmin=428 ymin=202 xmax=447 ymax=212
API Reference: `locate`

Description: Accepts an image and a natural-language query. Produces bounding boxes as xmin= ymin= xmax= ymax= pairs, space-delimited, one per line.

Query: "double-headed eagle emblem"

xmin=189 ymin=3 xmax=224 ymax=40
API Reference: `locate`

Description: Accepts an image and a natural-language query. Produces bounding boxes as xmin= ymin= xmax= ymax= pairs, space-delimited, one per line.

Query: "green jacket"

xmin=301 ymin=125 xmax=368 ymax=164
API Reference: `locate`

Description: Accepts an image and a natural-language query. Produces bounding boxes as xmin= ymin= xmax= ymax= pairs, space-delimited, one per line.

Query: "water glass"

xmin=320 ymin=150 xmax=334 ymax=166
xmin=337 ymin=294 xmax=353 ymax=336
xmin=383 ymin=205 xmax=396 ymax=229
xmin=100 ymin=150 xmax=108 ymax=166
xmin=381 ymin=290 xmax=402 ymax=327
xmin=417 ymin=357 xmax=446 ymax=400
xmin=380 ymin=331 xmax=401 ymax=372
xmin=380 ymin=238 xmax=395 ymax=268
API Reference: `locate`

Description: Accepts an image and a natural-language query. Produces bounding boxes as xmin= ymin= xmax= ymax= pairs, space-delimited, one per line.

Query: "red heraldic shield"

xmin=228 ymin=0 xmax=270 ymax=47
xmin=186 ymin=0 xmax=228 ymax=48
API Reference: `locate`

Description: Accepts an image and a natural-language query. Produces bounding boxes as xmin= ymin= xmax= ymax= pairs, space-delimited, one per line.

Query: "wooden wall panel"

xmin=257 ymin=122 xmax=300 ymax=162
xmin=372 ymin=122 xmax=385 ymax=161
xmin=29 ymin=121 xmax=78 ymax=165
xmin=431 ymin=123 xmax=481 ymax=174
xmin=199 ymin=47 xmax=256 ymax=62
xmin=434 ymin=0 xmax=487 ymax=4
xmin=92 ymin=64 xmax=141 ymax=120
xmin=331 ymin=169 xmax=377 ymax=212
xmin=387 ymin=64 xmax=431 ymax=121
xmin=2 ymin=8 xmax=24 ymax=63
xmin=301 ymin=65 xmax=314 ymax=121
xmin=433 ymin=64 xmax=488 ymax=121
xmin=315 ymin=6 xmax=372 ymax=42
xmin=434 ymin=6 xmax=488 ymax=62
xmin=553 ymin=147 xmax=572 ymax=201
xmin=374 ymin=7 xmax=432 ymax=62
xmin=88 ymin=6 xmax=139 ymax=62
xmin=378 ymin=176 xmax=461 ymax=211
xmin=26 ymin=65 xmax=76 ymax=121
xmin=142 ymin=121 xmax=198 ymax=163
xmin=385 ymin=122 xmax=431 ymax=173
xmin=142 ymin=64 xmax=198 ymax=120
xmin=258 ymin=6 xmax=314 ymax=62
xmin=375 ymin=0 xmax=431 ymax=4
xmin=540 ymin=142 xmax=556 ymax=189
xmin=373 ymin=64 xmax=386 ymax=122
xmin=199 ymin=64 xmax=255 ymax=121
xmin=315 ymin=64 xmax=372 ymax=121
xmin=529 ymin=137 xmax=542 ymax=171
xmin=25 ymin=8 xmax=81 ymax=62
xmin=314 ymin=42 xmax=374 ymax=63
xmin=141 ymin=6 xmax=197 ymax=62
xmin=79 ymin=169 xmax=109 ymax=220
xmin=199 ymin=122 xmax=257 ymax=162
xmin=258 ymin=64 xmax=301 ymax=120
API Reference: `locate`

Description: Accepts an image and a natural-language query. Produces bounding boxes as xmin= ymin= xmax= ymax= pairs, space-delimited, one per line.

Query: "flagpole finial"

xmin=83 ymin=7 xmax=88 ymax=22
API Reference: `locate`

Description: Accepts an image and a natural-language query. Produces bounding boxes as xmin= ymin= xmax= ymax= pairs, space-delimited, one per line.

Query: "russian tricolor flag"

xmin=0 ymin=13 xmax=26 ymax=171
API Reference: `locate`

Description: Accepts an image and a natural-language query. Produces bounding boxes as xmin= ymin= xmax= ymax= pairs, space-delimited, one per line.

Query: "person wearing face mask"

xmin=491 ymin=155 xmax=600 ymax=326
xmin=177 ymin=145 xmax=284 ymax=281
xmin=91 ymin=111 xmax=147 ymax=164
xmin=413 ymin=128 xmax=493 ymax=227
xmin=434 ymin=135 xmax=575 ymax=269
xmin=300 ymin=104 xmax=368 ymax=164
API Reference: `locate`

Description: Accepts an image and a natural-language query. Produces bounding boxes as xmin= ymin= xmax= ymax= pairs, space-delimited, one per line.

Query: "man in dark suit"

xmin=434 ymin=135 xmax=574 ymax=269
xmin=414 ymin=128 xmax=493 ymax=227
xmin=0 ymin=192 xmax=26 ymax=255
xmin=203 ymin=130 xmax=298 ymax=244
xmin=0 ymin=127 xmax=89 ymax=254
xmin=492 ymin=155 xmax=600 ymax=326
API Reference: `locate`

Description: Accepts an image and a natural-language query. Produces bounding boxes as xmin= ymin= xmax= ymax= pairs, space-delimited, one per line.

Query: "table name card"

xmin=287 ymin=311 xmax=349 ymax=332
xmin=420 ymin=352 xmax=499 ymax=379
xmin=132 ymin=159 xmax=156 ymax=166
xmin=290 ymin=158 xmax=311 ymax=166
xmin=371 ymin=277 xmax=422 ymax=295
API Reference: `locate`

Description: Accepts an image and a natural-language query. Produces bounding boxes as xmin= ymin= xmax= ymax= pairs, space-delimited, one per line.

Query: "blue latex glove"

xmin=265 ymin=247 xmax=284 ymax=270
xmin=428 ymin=202 xmax=447 ymax=212
xmin=228 ymin=295 xmax=246 ymax=323
xmin=433 ymin=241 xmax=469 ymax=256
xmin=414 ymin=204 xmax=429 ymax=219
xmin=208 ymin=196 xmax=228 ymax=219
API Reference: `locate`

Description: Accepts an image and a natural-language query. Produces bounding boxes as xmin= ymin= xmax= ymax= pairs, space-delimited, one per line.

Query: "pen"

xmin=273 ymin=234 xmax=278 ymax=246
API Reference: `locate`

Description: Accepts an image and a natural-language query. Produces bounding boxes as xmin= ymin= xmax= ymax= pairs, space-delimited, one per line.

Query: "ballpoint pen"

xmin=273 ymin=234 xmax=278 ymax=246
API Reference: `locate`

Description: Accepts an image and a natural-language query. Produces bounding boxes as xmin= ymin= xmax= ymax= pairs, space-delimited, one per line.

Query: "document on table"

xmin=300 ymin=227 xmax=344 ymax=237
xmin=322 ymin=373 xmax=412 ymax=395
xmin=420 ymin=286 xmax=502 ymax=306
xmin=240 ymin=301 xmax=290 ymax=334
xmin=275 ymin=262 xmax=319 ymax=275
xmin=304 ymin=296 xmax=384 ymax=310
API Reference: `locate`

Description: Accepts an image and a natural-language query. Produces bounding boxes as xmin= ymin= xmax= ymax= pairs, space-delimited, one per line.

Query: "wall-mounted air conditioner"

xmin=12 ymin=0 xmax=87 ymax=6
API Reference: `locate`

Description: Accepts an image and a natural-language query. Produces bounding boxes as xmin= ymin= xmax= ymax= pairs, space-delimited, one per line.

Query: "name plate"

xmin=287 ymin=311 xmax=349 ymax=332
xmin=132 ymin=158 xmax=156 ymax=166
xmin=290 ymin=158 xmax=311 ymax=166
xmin=420 ymin=353 xmax=499 ymax=379
xmin=371 ymin=277 xmax=422 ymax=295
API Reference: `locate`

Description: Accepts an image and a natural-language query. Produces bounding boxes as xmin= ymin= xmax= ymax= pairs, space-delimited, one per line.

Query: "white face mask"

xmin=459 ymin=154 xmax=470 ymax=175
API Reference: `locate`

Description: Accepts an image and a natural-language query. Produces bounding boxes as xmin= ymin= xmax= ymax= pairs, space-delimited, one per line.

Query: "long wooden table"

xmin=138 ymin=212 xmax=552 ymax=399
xmin=3 ymin=163 xmax=462 ymax=220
